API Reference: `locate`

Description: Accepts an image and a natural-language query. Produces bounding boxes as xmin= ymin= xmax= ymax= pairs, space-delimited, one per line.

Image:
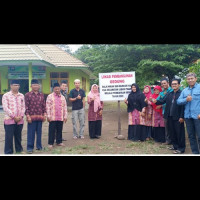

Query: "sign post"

xmin=99 ymin=72 xmax=135 ymax=139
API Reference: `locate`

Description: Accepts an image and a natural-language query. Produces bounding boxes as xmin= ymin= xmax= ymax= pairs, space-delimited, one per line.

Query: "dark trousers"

xmin=27 ymin=121 xmax=42 ymax=151
xmin=89 ymin=120 xmax=102 ymax=138
xmin=4 ymin=124 xmax=23 ymax=154
xmin=185 ymin=118 xmax=200 ymax=154
xmin=165 ymin=118 xmax=172 ymax=144
xmin=168 ymin=117 xmax=186 ymax=153
xmin=48 ymin=121 xmax=63 ymax=145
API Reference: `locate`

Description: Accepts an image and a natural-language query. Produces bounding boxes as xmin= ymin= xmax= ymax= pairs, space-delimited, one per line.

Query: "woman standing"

xmin=143 ymin=85 xmax=153 ymax=140
xmin=124 ymin=83 xmax=147 ymax=142
xmin=87 ymin=84 xmax=103 ymax=139
xmin=150 ymin=86 xmax=165 ymax=143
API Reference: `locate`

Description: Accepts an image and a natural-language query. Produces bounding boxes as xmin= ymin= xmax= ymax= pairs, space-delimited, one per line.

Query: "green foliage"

xmin=72 ymin=44 xmax=200 ymax=88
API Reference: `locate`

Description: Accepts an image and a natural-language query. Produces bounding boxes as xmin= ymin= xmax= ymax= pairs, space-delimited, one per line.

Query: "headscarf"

xmin=143 ymin=85 xmax=152 ymax=100
xmin=127 ymin=83 xmax=147 ymax=113
xmin=88 ymin=84 xmax=102 ymax=112
xmin=151 ymin=85 xmax=163 ymax=116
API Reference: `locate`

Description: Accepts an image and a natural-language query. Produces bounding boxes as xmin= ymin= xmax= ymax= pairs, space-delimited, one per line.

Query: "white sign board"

xmin=99 ymin=72 xmax=135 ymax=101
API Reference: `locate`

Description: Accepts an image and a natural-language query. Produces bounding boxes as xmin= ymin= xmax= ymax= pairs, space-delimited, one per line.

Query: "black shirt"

xmin=156 ymin=89 xmax=184 ymax=120
xmin=69 ymin=88 xmax=86 ymax=110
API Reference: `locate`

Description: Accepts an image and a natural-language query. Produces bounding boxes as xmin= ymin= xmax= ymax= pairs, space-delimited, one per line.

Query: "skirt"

xmin=153 ymin=127 xmax=166 ymax=143
xmin=128 ymin=125 xmax=147 ymax=142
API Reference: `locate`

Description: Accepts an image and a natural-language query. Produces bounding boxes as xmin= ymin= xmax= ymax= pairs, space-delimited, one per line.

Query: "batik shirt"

xmin=2 ymin=91 xmax=25 ymax=125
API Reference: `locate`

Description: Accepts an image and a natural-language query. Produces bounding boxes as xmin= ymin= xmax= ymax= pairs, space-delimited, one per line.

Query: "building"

xmin=0 ymin=44 xmax=96 ymax=106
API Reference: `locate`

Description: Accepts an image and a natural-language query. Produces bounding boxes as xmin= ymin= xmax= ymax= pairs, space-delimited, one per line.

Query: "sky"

xmin=68 ymin=44 xmax=83 ymax=52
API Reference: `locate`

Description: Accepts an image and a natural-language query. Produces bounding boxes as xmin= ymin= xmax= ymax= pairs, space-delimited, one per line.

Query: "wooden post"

xmin=28 ymin=62 xmax=32 ymax=91
xmin=118 ymin=100 xmax=121 ymax=135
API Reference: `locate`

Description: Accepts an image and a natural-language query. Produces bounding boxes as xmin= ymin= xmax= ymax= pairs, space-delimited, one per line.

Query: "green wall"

xmin=0 ymin=67 xmax=8 ymax=94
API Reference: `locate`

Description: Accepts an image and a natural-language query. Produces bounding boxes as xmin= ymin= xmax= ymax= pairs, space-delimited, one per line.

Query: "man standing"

xmin=2 ymin=80 xmax=25 ymax=154
xmin=46 ymin=83 xmax=67 ymax=149
xmin=156 ymin=78 xmax=173 ymax=144
xmin=69 ymin=79 xmax=86 ymax=139
xmin=154 ymin=79 xmax=185 ymax=154
xmin=60 ymin=80 xmax=68 ymax=141
xmin=25 ymin=79 xmax=46 ymax=154
xmin=177 ymin=73 xmax=200 ymax=154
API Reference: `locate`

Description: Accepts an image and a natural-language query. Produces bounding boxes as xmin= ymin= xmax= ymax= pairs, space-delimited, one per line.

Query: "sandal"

xmin=167 ymin=146 xmax=175 ymax=150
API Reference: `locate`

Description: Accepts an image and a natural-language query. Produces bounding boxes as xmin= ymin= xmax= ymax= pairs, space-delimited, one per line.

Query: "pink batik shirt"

xmin=2 ymin=91 xmax=25 ymax=125
xmin=46 ymin=92 xmax=67 ymax=121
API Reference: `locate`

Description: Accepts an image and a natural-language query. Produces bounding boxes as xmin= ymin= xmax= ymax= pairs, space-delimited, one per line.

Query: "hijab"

xmin=151 ymin=85 xmax=163 ymax=116
xmin=143 ymin=85 xmax=152 ymax=100
xmin=127 ymin=83 xmax=147 ymax=113
xmin=88 ymin=84 xmax=102 ymax=112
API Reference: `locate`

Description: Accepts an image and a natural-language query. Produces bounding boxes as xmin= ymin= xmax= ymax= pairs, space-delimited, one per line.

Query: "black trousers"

xmin=168 ymin=117 xmax=186 ymax=152
xmin=48 ymin=121 xmax=63 ymax=145
xmin=89 ymin=120 xmax=102 ymax=138
xmin=4 ymin=124 xmax=23 ymax=154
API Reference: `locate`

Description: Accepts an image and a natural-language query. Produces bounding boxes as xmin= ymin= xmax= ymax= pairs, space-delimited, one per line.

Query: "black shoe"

xmin=95 ymin=136 xmax=100 ymax=139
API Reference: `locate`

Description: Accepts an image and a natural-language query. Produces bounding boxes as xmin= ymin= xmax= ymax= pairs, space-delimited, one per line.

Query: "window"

xmin=50 ymin=72 xmax=69 ymax=92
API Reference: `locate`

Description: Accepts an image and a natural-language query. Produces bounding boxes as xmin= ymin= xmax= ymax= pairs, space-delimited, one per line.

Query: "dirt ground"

xmin=0 ymin=102 xmax=192 ymax=155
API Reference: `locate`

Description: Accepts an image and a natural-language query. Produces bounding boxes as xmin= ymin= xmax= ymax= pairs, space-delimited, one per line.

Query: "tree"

xmin=73 ymin=44 xmax=200 ymax=88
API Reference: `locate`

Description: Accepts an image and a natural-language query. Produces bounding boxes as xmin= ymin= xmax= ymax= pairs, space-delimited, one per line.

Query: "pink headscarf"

xmin=143 ymin=85 xmax=152 ymax=100
xmin=88 ymin=84 xmax=102 ymax=112
xmin=151 ymin=85 xmax=163 ymax=116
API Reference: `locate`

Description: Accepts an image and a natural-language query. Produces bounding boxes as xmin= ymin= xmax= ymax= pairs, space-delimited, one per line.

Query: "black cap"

xmin=53 ymin=82 xmax=60 ymax=88
xmin=31 ymin=79 xmax=39 ymax=84
xmin=11 ymin=80 xmax=20 ymax=85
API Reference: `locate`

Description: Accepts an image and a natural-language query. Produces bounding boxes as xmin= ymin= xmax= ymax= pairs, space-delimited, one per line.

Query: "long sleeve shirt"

xmin=25 ymin=91 xmax=46 ymax=121
xmin=156 ymin=87 xmax=173 ymax=115
xmin=156 ymin=89 xmax=184 ymax=120
xmin=87 ymin=96 xmax=103 ymax=121
xmin=2 ymin=91 xmax=25 ymax=125
xmin=46 ymin=92 xmax=67 ymax=121
xmin=177 ymin=83 xmax=200 ymax=119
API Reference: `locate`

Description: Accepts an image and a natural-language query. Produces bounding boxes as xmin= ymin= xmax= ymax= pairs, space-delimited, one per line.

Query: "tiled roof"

xmin=0 ymin=45 xmax=39 ymax=60
xmin=0 ymin=44 xmax=96 ymax=79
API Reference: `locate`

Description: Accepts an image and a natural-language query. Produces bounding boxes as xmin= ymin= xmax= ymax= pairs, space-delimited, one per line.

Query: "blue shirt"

xmin=156 ymin=87 xmax=173 ymax=115
xmin=177 ymin=83 xmax=200 ymax=119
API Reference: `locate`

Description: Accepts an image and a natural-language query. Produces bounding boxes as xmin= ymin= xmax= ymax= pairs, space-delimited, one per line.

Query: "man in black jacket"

xmin=152 ymin=79 xmax=185 ymax=154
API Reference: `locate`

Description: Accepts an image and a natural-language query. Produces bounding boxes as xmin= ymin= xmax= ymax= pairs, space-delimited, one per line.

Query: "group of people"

xmin=2 ymin=72 xmax=200 ymax=155
xmin=2 ymin=79 xmax=103 ymax=154
xmin=125 ymin=73 xmax=200 ymax=154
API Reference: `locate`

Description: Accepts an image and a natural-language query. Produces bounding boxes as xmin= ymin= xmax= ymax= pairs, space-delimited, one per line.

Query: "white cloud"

xmin=68 ymin=45 xmax=83 ymax=52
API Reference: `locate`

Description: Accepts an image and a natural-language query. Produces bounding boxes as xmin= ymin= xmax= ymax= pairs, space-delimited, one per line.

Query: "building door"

xmin=82 ymin=77 xmax=86 ymax=91
xmin=8 ymin=80 xmax=29 ymax=95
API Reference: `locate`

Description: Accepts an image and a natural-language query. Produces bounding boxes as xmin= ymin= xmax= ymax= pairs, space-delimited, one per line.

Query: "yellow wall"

xmin=0 ymin=66 xmax=90 ymax=96
xmin=42 ymin=67 xmax=90 ymax=96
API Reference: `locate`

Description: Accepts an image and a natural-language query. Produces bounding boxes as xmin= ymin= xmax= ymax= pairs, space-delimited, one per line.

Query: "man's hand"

xmin=186 ymin=94 xmax=192 ymax=102
xmin=77 ymin=94 xmax=81 ymax=100
xmin=198 ymin=114 xmax=200 ymax=120
xmin=14 ymin=116 xmax=21 ymax=123
xmin=156 ymin=105 xmax=162 ymax=109
xmin=47 ymin=117 xmax=51 ymax=123
xmin=64 ymin=118 xmax=67 ymax=123
xmin=179 ymin=118 xmax=184 ymax=123
xmin=152 ymin=99 xmax=157 ymax=104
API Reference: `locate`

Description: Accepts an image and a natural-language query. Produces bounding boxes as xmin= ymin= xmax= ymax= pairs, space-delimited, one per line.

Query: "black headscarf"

xmin=127 ymin=83 xmax=147 ymax=113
